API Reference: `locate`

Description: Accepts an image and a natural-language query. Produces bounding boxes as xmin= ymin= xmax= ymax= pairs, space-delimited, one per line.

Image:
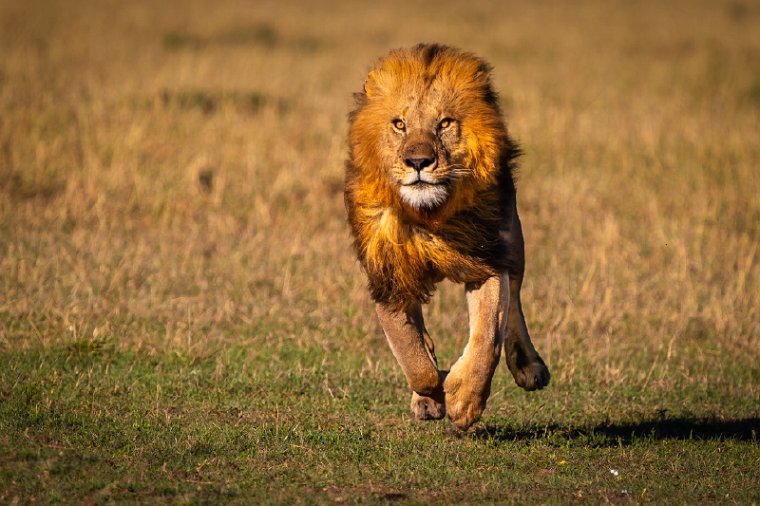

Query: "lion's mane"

xmin=345 ymin=44 xmax=521 ymax=310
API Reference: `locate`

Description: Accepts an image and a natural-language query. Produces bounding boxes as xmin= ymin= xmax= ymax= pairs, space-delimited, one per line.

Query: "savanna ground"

xmin=1 ymin=0 xmax=759 ymax=503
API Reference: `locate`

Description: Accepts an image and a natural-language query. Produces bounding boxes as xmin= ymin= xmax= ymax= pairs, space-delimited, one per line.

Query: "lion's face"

xmin=349 ymin=44 xmax=507 ymax=217
xmin=386 ymin=107 xmax=467 ymax=211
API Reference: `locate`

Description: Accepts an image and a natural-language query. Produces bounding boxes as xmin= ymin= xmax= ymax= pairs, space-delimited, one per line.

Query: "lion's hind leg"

xmin=504 ymin=275 xmax=550 ymax=390
xmin=501 ymin=204 xmax=550 ymax=391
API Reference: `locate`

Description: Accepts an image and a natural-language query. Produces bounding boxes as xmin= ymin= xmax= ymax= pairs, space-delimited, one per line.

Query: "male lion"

xmin=344 ymin=44 xmax=550 ymax=430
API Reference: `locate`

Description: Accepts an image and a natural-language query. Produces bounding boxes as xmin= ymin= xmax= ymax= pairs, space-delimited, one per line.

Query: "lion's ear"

xmin=363 ymin=69 xmax=387 ymax=99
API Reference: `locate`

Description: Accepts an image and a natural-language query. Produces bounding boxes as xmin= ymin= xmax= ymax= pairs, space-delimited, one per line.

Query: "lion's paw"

xmin=410 ymin=391 xmax=446 ymax=421
xmin=443 ymin=369 xmax=488 ymax=430
xmin=513 ymin=357 xmax=550 ymax=391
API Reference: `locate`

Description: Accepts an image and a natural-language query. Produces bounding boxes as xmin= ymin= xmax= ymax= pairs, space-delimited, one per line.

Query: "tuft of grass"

xmin=158 ymin=89 xmax=273 ymax=115
xmin=743 ymin=79 xmax=760 ymax=106
xmin=162 ymin=22 xmax=322 ymax=53
xmin=215 ymin=24 xmax=279 ymax=48
xmin=0 ymin=168 xmax=64 ymax=201
xmin=162 ymin=31 xmax=206 ymax=51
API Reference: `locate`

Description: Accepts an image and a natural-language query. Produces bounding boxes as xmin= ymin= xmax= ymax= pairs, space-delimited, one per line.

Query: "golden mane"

xmin=345 ymin=44 xmax=521 ymax=310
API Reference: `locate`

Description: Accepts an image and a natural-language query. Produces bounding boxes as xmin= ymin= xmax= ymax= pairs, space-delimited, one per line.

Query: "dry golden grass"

xmin=2 ymin=0 xmax=757 ymax=363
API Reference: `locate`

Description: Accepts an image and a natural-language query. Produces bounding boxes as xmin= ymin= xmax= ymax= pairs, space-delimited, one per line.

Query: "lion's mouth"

xmin=402 ymin=172 xmax=448 ymax=187
xmin=403 ymin=180 xmax=446 ymax=188
xmin=398 ymin=178 xmax=450 ymax=210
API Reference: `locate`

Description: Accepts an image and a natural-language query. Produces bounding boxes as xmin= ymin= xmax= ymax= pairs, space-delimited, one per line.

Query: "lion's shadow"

xmin=473 ymin=416 xmax=759 ymax=446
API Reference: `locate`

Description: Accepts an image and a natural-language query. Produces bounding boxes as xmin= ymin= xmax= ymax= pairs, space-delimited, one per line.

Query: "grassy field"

xmin=1 ymin=0 xmax=759 ymax=503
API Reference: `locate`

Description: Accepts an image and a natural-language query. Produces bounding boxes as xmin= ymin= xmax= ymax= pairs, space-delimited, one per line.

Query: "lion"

xmin=344 ymin=44 xmax=550 ymax=430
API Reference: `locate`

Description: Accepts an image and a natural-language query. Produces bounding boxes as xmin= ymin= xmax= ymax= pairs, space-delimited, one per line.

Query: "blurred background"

xmin=2 ymin=0 xmax=757 ymax=361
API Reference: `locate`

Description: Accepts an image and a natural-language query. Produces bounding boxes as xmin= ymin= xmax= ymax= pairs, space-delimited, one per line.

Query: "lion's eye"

xmin=439 ymin=118 xmax=453 ymax=130
xmin=392 ymin=119 xmax=406 ymax=131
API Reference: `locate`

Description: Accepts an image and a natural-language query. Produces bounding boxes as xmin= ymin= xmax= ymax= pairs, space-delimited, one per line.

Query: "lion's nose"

xmin=403 ymin=140 xmax=436 ymax=172
xmin=404 ymin=155 xmax=436 ymax=172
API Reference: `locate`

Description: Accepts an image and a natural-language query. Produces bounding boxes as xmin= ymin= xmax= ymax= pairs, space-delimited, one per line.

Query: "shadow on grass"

xmin=475 ymin=417 xmax=759 ymax=446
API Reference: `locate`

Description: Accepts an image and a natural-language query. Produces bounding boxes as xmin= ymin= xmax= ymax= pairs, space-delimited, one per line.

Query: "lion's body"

xmin=345 ymin=44 xmax=549 ymax=430
xmin=345 ymin=44 xmax=521 ymax=310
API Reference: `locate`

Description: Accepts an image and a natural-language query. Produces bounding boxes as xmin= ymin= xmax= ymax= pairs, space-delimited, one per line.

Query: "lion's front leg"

xmin=375 ymin=303 xmax=446 ymax=420
xmin=444 ymin=275 xmax=506 ymax=430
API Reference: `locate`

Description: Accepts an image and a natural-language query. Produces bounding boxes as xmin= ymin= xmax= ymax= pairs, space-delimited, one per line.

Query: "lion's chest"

xmin=357 ymin=208 xmax=501 ymax=307
xmin=368 ymin=210 xmax=494 ymax=281
xmin=369 ymin=210 xmax=440 ymax=263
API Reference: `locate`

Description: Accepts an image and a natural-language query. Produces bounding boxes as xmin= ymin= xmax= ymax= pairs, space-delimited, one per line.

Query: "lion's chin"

xmin=398 ymin=183 xmax=449 ymax=210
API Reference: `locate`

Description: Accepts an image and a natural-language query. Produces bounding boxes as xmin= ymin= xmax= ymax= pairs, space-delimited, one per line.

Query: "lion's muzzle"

xmin=402 ymin=136 xmax=437 ymax=174
xmin=403 ymin=144 xmax=436 ymax=173
xmin=398 ymin=134 xmax=448 ymax=209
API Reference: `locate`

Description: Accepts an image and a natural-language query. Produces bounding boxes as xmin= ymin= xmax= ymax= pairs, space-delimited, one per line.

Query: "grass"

xmin=1 ymin=0 xmax=759 ymax=503
xmin=3 ymin=341 xmax=757 ymax=503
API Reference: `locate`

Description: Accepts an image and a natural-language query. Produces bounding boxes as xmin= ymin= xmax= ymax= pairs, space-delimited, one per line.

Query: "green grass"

xmin=1 ymin=0 xmax=759 ymax=503
xmin=1 ymin=337 xmax=758 ymax=504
